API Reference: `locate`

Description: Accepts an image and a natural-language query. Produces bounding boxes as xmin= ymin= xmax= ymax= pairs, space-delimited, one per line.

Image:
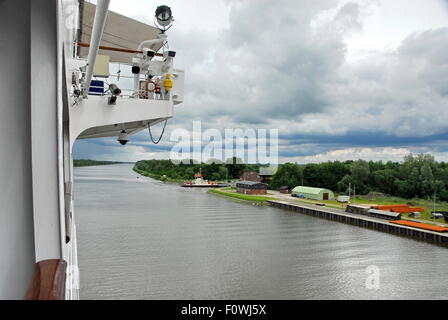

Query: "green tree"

xmin=211 ymin=172 xmax=221 ymax=181
xmin=371 ymin=169 xmax=396 ymax=195
xmin=303 ymin=164 xmax=320 ymax=187
xmin=337 ymin=175 xmax=353 ymax=194
xmin=421 ymin=163 xmax=435 ymax=197
xmin=271 ymin=163 xmax=303 ymax=189
xmin=225 ymin=157 xmax=246 ymax=178
xmin=219 ymin=166 xmax=229 ymax=181
xmin=351 ymin=160 xmax=370 ymax=185
xmin=408 ymin=167 xmax=421 ymax=198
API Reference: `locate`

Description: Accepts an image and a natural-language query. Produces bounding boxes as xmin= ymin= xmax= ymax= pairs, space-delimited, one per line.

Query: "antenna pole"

xmin=348 ymin=182 xmax=351 ymax=203
xmin=83 ymin=0 xmax=110 ymax=97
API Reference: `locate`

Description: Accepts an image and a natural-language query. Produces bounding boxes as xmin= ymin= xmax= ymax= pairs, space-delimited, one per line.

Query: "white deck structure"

xmin=0 ymin=0 xmax=184 ymax=299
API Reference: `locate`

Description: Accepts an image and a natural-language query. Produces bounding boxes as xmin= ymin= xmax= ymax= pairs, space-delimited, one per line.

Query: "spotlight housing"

xmin=155 ymin=5 xmax=173 ymax=31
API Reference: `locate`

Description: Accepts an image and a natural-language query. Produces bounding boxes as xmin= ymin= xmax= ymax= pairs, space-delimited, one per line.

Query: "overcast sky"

xmin=75 ymin=0 xmax=448 ymax=164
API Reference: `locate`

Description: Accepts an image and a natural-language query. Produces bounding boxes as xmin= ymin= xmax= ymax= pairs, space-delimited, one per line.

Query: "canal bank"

xmin=208 ymin=188 xmax=448 ymax=247
xmin=209 ymin=188 xmax=276 ymax=203
xmin=268 ymin=200 xmax=448 ymax=247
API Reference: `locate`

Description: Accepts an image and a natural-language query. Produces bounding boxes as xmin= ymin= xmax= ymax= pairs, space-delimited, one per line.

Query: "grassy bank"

xmin=209 ymin=188 xmax=276 ymax=203
xmin=132 ymin=166 xmax=184 ymax=183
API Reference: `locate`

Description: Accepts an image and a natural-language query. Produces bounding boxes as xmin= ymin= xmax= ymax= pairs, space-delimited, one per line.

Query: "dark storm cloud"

xmin=174 ymin=0 xmax=349 ymax=125
xmin=175 ymin=1 xmax=448 ymax=139
xmin=282 ymin=131 xmax=448 ymax=148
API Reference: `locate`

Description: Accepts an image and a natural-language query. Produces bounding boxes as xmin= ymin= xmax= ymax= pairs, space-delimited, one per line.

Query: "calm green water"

xmin=75 ymin=164 xmax=448 ymax=300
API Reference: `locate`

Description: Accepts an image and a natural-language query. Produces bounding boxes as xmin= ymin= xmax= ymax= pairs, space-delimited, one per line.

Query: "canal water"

xmin=75 ymin=164 xmax=448 ymax=300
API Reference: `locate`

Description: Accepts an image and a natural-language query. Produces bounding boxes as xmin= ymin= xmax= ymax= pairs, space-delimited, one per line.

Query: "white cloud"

xmin=284 ymin=147 xmax=448 ymax=164
xmin=77 ymin=0 xmax=448 ymax=163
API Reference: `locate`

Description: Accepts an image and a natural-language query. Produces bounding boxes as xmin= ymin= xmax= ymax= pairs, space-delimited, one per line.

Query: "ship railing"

xmin=78 ymin=69 xmax=172 ymax=101
xmin=74 ymin=41 xmax=173 ymax=101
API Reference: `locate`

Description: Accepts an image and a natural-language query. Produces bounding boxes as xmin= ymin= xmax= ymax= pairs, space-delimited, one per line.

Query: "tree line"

xmin=134 ymin=158 xmax=260 ymax=182
xmin=270 ymin=154 xmax=448 ymax=201
xmin=134 ymin=154 xmax=448 ymax=201
xmin=74 ymin=159 xmax=124 ymax=167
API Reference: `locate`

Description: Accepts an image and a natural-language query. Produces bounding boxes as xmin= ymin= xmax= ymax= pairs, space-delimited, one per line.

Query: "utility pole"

xmin=348 ymin=182 xmax=351 ymax=203
xmin=434 ymin=191 xmax=436 ymax=223
xmin=354 ymin=184 xmax=356 ymax=204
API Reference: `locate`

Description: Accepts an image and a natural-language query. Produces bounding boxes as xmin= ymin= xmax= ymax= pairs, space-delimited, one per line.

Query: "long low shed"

xmin=368 ymin=209 xmax=401 ymax=221
xmin=291 ymin=186 xmax=334 ymax=201
xmin=345 ymin=204 xmax=369 ymax=215
xmin=346 ymin=205 xmax=401 ymax=220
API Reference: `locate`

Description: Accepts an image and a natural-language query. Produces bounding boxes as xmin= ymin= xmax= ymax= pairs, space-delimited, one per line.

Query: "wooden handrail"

xmin=25 ymin=260 xmax=67 ymax=300
xmin=77 ymin=42 xmax=164 ymax=57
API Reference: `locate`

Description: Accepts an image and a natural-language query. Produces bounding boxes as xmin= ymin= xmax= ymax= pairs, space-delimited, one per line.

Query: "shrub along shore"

xmin=209 ymin=188 xmax=276 ymax=203
xmin=74 ymin=159 xmax=124 ymax=167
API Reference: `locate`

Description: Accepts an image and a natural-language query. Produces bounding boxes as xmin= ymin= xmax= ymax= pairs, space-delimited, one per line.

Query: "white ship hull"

xmin=0 ymin=0 xmax=183 ymax=299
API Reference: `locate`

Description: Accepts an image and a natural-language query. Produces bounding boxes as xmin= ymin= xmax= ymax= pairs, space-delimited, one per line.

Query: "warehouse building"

xmin=240 ymin=171 xmax=262 ymax=182
xmin=291 ymin=186 xmax=335 ymax=201
xmin=236 ymin=181 xmax=268 ymax=195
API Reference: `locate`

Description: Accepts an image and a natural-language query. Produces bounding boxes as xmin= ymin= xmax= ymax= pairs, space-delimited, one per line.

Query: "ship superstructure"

xmin=0 ymin=0 xmax=184 ymax=299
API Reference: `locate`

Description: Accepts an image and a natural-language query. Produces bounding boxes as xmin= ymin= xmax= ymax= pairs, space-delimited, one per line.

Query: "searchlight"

xmin=155 ymin=5 xmax=173 ymax=32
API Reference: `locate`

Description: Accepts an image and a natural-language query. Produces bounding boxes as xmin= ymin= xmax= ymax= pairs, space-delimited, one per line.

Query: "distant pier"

xmin=268 ymin=200 xmax=448 ymax=247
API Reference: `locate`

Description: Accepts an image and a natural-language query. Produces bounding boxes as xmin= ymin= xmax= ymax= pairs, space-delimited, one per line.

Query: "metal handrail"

xmin=74 ymin=61 xmax=171 ymax=100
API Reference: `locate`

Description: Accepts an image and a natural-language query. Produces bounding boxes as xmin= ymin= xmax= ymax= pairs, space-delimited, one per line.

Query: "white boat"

xmin=182 ymin=173 xmax=220 ymax=188
xmin=0 ymin=0 xmax=184 ymax=299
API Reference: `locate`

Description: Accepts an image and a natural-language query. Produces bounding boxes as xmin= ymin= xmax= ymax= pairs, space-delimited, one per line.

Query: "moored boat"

xmin=181 ymin=172 xmax=227 ymax=188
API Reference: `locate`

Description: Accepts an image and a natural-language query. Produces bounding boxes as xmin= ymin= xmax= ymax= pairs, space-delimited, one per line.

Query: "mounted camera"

xmin=108 ymin=83 xmax=122 ymax=105
xmin=118 ymin=130 xmax=129 ymax=145
xmin=143 ymin=48 xmax=156 ymax=58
